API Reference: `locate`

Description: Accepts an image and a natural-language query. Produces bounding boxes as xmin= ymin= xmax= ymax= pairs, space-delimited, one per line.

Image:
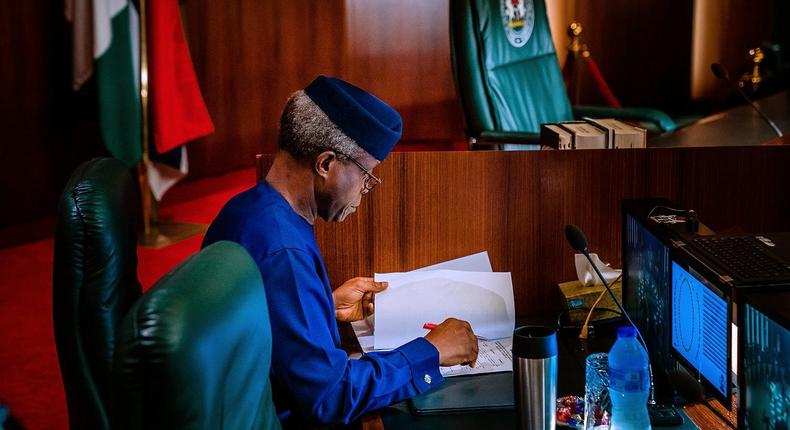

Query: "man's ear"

xmin=314 ymin=150 xmax=337 ymax=179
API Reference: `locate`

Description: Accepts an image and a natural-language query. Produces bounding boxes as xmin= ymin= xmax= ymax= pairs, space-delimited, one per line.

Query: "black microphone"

xmin=564 ymin=224 xmax=657 ymax=405
xmin=564 ymin=224 xmax=589 ymax=254
xmin=710 ymin=62 xmax=783 ymax=137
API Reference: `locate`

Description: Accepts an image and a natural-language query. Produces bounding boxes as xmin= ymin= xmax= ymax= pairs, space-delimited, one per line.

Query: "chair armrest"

xmin=573 ymin=105 xmax=677 ymax=132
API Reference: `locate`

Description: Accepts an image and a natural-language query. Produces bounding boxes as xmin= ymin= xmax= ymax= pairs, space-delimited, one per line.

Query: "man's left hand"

xmin=333 ymin=277 xmax=388 ymax=322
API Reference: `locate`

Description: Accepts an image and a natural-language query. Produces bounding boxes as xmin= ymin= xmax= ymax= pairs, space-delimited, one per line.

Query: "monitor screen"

xmin=623 ymin=213 xmax=674 ymax=371
xmin=741 ymin=300 xmax=790 ymax=429
xmin=671 ymin=260 xmax=730 ymax=399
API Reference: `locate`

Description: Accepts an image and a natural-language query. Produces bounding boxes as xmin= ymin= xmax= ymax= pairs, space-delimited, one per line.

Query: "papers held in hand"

xmin=374 ymin=269 xmax=514 ymax=349
xmin=368 ymin=252 xmax=515 ymax=377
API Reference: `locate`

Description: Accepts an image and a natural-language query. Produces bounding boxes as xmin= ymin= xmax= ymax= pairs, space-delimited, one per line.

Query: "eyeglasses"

xmin=334 ymin=150 xmax=381 ymax=194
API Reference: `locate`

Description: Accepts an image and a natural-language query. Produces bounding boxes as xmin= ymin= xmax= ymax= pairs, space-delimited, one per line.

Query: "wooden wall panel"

xmin=183 ymin=1 xmax=347 ymax=178
xmin=0 ymin=2 xmax=58 ymax=224
xmin=673 ymin=147 xmax=790 ymax=232
xmin=314 ymin=210 xmax=373 ymax=294
xmin=183 ymin=0 xmax=466 ymax=180
xmin=504 ymin=155 xmax=542 ymax=317
xmin=344 ymin=0 xmax=465 ymax=142
xmin=691 ymin=0 xmax=777 ymax=99
xmin=0 ymin=1 xmax=107 ymax=228
xmin=370 ymin=152 xmax=511 ymax=272
xmin=310 ymin=147 xmax=790 ymax=318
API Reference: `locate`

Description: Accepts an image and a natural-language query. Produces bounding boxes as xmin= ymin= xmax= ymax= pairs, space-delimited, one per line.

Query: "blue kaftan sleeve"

xmin=261 ymin=248 xmax=444 ymax=425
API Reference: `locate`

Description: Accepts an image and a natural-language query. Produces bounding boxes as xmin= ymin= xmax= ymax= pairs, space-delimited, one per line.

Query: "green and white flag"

xmin=66 ymin=0 xmax=141 ymax=167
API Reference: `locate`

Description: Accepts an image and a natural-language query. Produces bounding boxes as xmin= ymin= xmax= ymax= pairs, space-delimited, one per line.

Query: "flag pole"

xmin=137 ymin=0 xmax=153 ymax=237
xmin=137 ymin=0 xmax=207 ymax=248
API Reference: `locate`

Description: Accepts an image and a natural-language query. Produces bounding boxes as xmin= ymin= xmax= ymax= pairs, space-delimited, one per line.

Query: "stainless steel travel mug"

xmin=513 ymin=325 xmax=558 ymax=430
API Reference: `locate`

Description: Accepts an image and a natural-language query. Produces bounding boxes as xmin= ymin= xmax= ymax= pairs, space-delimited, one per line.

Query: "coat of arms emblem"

xmin=501 ymin=0 xmax=535 ymax=48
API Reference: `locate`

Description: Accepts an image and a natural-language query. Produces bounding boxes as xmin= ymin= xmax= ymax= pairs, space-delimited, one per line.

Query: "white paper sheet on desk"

xmin=440 ymin=337 xmax=513 ymax=377
xmin=373 ymin=269 xmax=514 ymax=350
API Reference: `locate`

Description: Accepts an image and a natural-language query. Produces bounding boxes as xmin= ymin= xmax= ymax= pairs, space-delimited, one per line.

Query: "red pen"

xmin=423 ymin=322 xmax=487 ymax=340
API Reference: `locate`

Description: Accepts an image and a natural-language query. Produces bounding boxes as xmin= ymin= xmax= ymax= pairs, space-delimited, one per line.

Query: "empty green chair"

xmin=112 ymin=241 xmax=281 ymax=430
xmin=450 ymin=0 xmax=677 ymax=149
xmin=53 ymin=157 xmax=142 ymax=430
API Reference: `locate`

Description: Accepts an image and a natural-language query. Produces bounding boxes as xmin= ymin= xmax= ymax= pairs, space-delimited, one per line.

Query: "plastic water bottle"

xmin=608 ymin=326 xmax=651 ymax=430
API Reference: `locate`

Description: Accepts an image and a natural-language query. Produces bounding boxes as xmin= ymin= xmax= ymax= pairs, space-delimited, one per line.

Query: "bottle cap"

xmin=616 ymin=325 xmax=637 ymax=338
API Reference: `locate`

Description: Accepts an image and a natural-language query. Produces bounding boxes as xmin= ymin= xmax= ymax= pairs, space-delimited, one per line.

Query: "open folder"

xmin=410 ymin=372 xmax=514 ymax=415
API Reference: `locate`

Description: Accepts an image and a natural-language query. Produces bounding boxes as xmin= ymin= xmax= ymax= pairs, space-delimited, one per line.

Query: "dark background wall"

xmin=0 ymin=3 xmax=105 ymax=228
xmin=0 ymin=0 xmax=784 ymax=228
xmin=568 ymin=1 xmax=695 ymax=111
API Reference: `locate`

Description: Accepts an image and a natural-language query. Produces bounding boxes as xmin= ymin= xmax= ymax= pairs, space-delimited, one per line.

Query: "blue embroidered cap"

xmin=304 ymin=76 xmax=402 ymax=161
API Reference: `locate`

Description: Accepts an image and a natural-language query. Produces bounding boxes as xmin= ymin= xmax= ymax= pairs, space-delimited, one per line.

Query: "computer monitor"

xmin=622 ymin=205 xmax=675 ymax=373
xmin=670 ymin=257 xmax=732 ymax=408
xmin=738 ymin=290 xmax=790 ymax=429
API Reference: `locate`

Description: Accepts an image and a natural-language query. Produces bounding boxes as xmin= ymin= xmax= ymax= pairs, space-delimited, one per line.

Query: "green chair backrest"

xmin=450 ymin=0 xmax=573 ymax=135
xmin=112 ymin=241 xmax=281 ymax=430
xmin=53 ymin=157 xmax=142 ymax=430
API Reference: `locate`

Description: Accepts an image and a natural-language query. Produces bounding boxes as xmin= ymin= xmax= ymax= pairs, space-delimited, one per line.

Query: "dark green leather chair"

xmin=111 ymin=241 xmax=281 ymax=430
xmin=53 ymin=157 xmax=142 ymax=430
xmin=450 ymin=0 xmax=677 ymax=149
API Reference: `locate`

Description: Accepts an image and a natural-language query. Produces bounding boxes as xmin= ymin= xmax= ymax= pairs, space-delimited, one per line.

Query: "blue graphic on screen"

xmin=671 ymin=261 xmax=728 ymax=397
xmin=743 ymin=304 xmax=789 ymax=429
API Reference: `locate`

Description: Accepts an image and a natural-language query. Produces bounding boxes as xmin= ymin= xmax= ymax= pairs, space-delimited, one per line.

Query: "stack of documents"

xmin=352 ymin=252 xmax=515 ymax=377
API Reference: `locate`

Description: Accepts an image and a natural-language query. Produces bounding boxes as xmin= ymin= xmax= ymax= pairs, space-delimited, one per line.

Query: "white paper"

xmin=350 ymin=252 xmax=493 ymax=351
xmin=414 ymin=251 xmax=493 ymax=273
xmin=356 ymin=334 xmax=375 ymax=352
xmin=440 ymin=337 xmax=513 ymax=377
xmin=373 ymin=269 xmax=515 ymax=350
xmin=350 ymin=318 xmax=378 ymax=357
xmin=349 ymin=252 xmax=513 ymax=377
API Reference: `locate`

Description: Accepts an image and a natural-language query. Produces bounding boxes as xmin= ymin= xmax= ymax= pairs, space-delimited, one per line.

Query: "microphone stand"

xmin=712 ymin=63 xmax=783 ymax=137
xmin=726 ymin=79 xmax=783 ymax=137
xmin=579 ymin=247 xmax=657 ymax=406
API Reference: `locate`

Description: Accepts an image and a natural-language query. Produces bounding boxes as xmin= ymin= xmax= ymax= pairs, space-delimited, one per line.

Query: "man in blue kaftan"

xmin=203 ymin=76 xmax=479 ymax=428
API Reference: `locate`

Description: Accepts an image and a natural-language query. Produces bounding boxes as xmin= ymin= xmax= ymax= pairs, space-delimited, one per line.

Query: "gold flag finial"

xmin=567 ymin=22 xmax=583 ymax=53
xmin=739 ymin=47 xmax=764 ymax=93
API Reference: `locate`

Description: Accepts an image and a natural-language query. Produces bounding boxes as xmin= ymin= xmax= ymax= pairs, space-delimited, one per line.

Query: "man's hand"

xmin=424 ymin=318 xmax=479 ymax=367
xmin=333 ymin=277 xmax=388 ymax=322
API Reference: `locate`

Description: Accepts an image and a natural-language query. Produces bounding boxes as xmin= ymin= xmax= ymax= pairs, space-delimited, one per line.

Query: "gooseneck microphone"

xmin=564 ymin=224 xmax=657 ymax=405
xmin=710 ymin=62 xmax=783 ymax=137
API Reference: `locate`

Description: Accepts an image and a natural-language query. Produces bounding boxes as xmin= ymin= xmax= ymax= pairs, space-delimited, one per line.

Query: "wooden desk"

xmin=650 ymin=92 xmax=788 ymax=148
xmin=683 ymin=397 xmax=737 ymax=430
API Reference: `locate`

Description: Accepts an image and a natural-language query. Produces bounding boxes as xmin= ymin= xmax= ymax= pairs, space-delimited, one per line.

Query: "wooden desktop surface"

xmin=650 ymin=91 xmax=788 ymax=148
